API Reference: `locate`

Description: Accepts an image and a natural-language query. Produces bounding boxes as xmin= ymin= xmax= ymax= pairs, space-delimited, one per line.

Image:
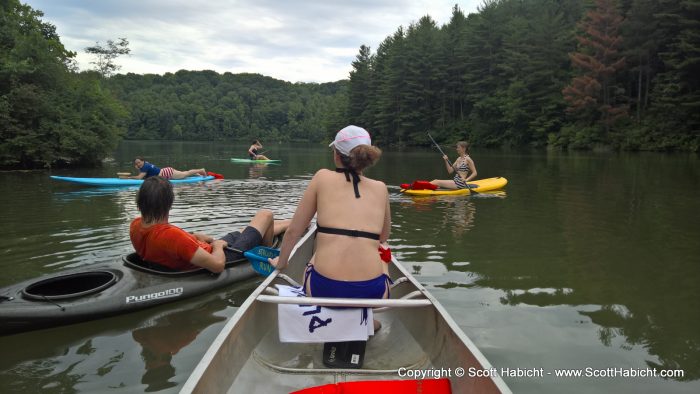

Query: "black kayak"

xmin=0 ymin=237 xmax=279 ymax=336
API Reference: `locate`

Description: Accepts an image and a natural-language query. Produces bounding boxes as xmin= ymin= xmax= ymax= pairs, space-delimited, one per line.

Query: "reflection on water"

xmin=247 ymin=163 xmax=272 ymax=179
xmin=0 ymin=283 xmax=258 ymax=393
xmin=396 ymin=191 xmax=506 ymax=245
xmin=0 ymin=143 xmax=698 ymax=393
xmin=133 ymin=300 xmax=227 ymax=392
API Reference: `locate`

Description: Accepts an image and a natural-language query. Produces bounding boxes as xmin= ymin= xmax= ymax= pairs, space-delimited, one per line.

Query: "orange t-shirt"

xmin=130 ymin=217 xmax=213 ymax=271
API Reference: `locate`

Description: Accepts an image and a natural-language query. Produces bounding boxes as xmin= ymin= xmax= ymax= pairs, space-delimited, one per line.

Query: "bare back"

xmin=313 ymin=169 xmax=389 ymax=281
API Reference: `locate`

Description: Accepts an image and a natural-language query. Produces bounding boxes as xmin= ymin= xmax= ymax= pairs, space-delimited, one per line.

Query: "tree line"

xmin=2 ymin=0 xmax=698 ymax=168
xmin=0 ymin=0 xmax=347 ymax=169
xmin=104 ymin=71 xmax=348 ymax=143
xmin=348 ymin=0 xmax=699 ymax=151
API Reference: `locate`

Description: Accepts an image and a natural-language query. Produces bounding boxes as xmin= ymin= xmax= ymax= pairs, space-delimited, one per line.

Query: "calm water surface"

xmin=0 ymin=141 xmax=698 ymax=393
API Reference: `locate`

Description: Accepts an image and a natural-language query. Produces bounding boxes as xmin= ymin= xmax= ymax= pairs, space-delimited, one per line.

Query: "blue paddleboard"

xmin=50 ymin=175 xmax=215 ymax=186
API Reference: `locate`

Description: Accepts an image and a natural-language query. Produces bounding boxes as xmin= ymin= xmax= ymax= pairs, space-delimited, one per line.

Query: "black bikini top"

xmin=317 ymin=225 xmax=380 ymax=240
xmin=335 ymin=167 xmax=361 ymax=198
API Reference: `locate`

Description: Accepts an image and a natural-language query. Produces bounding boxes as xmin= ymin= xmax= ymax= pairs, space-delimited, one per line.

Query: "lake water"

xmin=0 ymin=141 xmax=698 ymax=393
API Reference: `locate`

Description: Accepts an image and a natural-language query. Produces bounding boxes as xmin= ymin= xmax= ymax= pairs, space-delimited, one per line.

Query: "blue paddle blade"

xmin=244 ymin=246 xmax=280 ymax=276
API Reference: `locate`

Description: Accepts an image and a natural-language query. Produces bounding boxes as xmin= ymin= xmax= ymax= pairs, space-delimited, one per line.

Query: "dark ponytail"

xmin=338 ymin=145 xmax=382 ymax=172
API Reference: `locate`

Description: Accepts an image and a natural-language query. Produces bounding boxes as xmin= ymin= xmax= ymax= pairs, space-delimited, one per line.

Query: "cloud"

xmin=24 ymin=0 xmax=481 ymax=82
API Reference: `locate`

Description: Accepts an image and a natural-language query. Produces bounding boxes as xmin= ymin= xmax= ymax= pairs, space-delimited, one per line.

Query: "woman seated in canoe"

xmin=429 ymin=141 xmax=477 ymax=189
xmin=120 ymin=157 xmax=207 ymax=180
xmin=248 ymin=140 xmax=271 ymax=161
xmin=270 ymin=125 xmax=391 ymax=306
xmin=130 ymin=176 xmax=290 ymax=273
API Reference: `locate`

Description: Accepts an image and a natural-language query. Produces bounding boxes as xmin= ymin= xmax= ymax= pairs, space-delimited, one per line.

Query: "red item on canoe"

xmin=290 ymin=378 xmax=452 ymax=394
xmin=400 ymin=180 xmax=437 ymax=190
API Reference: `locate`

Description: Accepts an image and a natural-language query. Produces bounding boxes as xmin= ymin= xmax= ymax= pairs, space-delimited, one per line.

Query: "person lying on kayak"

xmin=120 ymin=157 xmax=207 ymax=180
xmin=269 ymin=125 xmax=391 ymax=325
xmin=429 ymin=141 xmax=477 ymax=189
xmin=248 ymin=140 xmax=271 ymax=160
xmin=130 ymin=176 xmax=290 ymax=273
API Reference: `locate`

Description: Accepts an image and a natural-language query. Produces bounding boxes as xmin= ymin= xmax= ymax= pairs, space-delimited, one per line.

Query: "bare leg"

xmin=170 ymin=168 xmax=207 ymax=179
xmin=273 ymin=219 xmax=291 ymax=236
xmin=246 ymin=211 xmax=290 ymax=246
xmin=430 ymin=179 xmax=458 ymax=189
xmin=256 ymin=155 xmax=270 ymax=160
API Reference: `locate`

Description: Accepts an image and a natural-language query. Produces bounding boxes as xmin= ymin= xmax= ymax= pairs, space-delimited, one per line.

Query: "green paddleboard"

xmin=230 ymin=158 xmax=281 ymax=163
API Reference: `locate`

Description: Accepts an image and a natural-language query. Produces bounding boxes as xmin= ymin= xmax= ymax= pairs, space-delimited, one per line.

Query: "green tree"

xmin=348 ymin=45 xmax=374 ymax=127
xmin=645 ymin=0 xmax=700 ymax=150
xmin=0 ymin=0 xmax=127 ymax=168
xmin=85 ymin=37 xmax=130 ymax=78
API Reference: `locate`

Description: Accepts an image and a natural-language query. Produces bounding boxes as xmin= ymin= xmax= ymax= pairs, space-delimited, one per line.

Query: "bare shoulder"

xmin=364 ymin=177 xmax=388 ymax=193
xmin=363 ymin=176 xmax=386 ymax=186
xmin=313 ymin=168 xmax=334 ymax=179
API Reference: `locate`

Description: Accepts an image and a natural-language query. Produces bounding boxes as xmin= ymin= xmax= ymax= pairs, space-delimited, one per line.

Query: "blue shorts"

xmin=303 ymin=264 xmax=390 ymax=299
xmin=220 ymin=226 xmax=262 ymax=261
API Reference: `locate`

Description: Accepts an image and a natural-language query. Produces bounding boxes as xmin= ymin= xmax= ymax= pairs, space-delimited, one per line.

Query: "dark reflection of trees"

xmin=468 ymin=152 xmax=700 ymax=382
xmin=424 ymin=153 xmax=700 ymax=382
xmin=132 ymin=300 xmax=228 ymax=392
xmin=581 ymin=306 xmax=699 ymax=382
xmin=498 ymin=289 xmax=700 ymax=381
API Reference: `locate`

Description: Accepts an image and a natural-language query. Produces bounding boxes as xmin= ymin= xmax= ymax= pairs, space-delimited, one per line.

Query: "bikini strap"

xmin=317 ymin=225 xmax=380 ymax=240
xmin=385 ymin=274 xmax=394 ymax=299
xmin=302 ymin=263 xmax=314 ymax=296
xmin=335 ymin=167 xmax=361 ymax=198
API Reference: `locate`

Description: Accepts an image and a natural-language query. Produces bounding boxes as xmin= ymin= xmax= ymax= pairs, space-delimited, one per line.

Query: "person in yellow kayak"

xmin=248 ymin=140 xmax=271 ymax=160
xmin=430 ymin=141 xmax=477 ymax=189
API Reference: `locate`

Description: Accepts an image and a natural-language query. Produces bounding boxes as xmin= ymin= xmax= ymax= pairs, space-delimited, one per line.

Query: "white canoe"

xmin=181 ymin=225 xmax=511 ymax=393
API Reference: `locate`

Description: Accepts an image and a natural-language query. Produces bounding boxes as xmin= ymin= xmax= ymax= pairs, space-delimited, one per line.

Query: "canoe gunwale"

xmin=255 ymin=294 xmax=432 ymax=308
xmin=180 ymin=225 xmax=512 ymax=394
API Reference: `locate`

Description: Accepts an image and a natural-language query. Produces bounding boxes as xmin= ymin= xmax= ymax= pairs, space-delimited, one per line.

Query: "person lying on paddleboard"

xmin=130 ymin=176 xmax=290 ymax=273
xmin=248 ymin=140 xmax=271 ymax=160
xmin=120 ymin=157 xmax=207 ymax=180
xmin=269 ymin=125 xmax=391 ymax=330
xmin=430 ymin=141 xmax=477 ymax=189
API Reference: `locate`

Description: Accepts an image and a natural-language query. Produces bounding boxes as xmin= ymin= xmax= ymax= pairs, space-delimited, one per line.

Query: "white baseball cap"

xmin=328 ymin=125 xmax=372 ymax=156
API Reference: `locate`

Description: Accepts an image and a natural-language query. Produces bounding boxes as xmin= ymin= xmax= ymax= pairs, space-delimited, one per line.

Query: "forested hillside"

xmin=105 ymin=71 xmax=348 ymax=143
xmin=2 ymin=0 xmax=698 ymax=169
xmin=347 ymin=0 xmax=699 ymax=151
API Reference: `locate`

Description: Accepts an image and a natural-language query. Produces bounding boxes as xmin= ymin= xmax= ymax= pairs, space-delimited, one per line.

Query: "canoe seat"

xmin=252 ymin=308 xmax=432 ymax=374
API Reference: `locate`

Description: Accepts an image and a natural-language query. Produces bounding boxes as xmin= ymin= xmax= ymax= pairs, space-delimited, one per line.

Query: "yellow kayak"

xmin=400 ymin=177 xmax=508 ymax=196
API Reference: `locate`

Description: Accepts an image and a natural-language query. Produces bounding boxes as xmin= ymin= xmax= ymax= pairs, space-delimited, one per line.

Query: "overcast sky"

xmin=23 ymin=0 xmax=481 ymax=83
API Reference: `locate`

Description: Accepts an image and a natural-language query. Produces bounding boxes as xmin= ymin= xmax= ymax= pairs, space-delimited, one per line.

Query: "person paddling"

xmin=121 ymin=157 xmax=207 ymax=180
xmin=248 ymin=140 xmax=271 ymax=160
xmin=430 ymin=141 xmax=477 ymax=189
